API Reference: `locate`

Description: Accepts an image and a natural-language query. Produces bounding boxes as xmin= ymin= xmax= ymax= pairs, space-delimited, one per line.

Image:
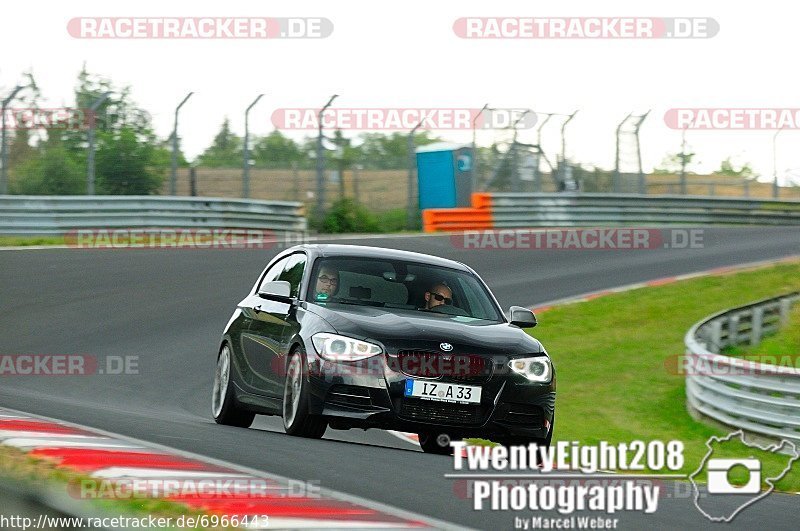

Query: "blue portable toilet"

xmin=416 ymin=142 xmax=475 ymax=209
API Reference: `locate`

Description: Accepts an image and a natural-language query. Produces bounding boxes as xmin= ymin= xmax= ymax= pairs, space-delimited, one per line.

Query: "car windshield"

xmin=307 ymin=257 xmax=504 ymax=323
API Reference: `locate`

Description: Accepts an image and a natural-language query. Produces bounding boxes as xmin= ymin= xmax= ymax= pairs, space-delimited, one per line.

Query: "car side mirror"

xmin=258 ymin=280 xmax=293 ymax=303
xmin=509 ymin=306 xmax=537 ymax=328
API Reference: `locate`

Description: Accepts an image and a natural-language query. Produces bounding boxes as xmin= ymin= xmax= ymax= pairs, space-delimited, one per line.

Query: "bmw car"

xmin=212 ymin=244 xmax=555 ymax=453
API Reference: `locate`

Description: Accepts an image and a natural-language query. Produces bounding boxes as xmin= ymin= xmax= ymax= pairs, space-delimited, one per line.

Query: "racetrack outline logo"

xmin=689 ymin=430 xmax=799 ymax=522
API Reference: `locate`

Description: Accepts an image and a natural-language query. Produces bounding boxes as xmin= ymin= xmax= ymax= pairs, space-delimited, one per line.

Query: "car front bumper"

xmin=305 ymin=349 xmax=556 ymax=440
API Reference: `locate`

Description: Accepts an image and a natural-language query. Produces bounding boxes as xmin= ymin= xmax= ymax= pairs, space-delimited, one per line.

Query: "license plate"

xmin=403 ymin=379 xmax=481 ymax=404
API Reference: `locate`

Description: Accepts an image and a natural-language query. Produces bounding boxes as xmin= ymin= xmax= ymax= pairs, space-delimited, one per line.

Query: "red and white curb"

xmin=530 ymin=255 xmax=800 ymax=313
xmin=0 ymin=409 xmax=455 ymax=529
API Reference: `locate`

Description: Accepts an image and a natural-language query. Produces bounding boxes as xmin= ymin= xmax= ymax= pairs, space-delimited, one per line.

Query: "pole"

xmin=87 ymin=92 xmax=112 ymax=195
xmin=560 ymin=110 xmax=579 ymax=191
xmin=243 ymin=94 xmax=264 ymax=199
xmin=634 ymin=110 xmax=650 ymax=194
xmin=316 ymin=94 xmax=338 ymax=221
xmin=170 ymin=92 xmax=193 ymax=196
xmin=680 ymin=126 xmax=688 ymax=195
xmin=614 ymin=113 xmax=632 ymax=194
xmin=353 ymin=163 xmax=361 ymax=204
xmin=560 ymin=110 xmax=578 ymax=162
xmin=407 ymin=120 xmax=424 ymax=229
xmin=472 ymin=103 xmax=489 ymax=191
xmin=0 ymin=85 xmax=24 ymax=194
xmin=773 ymin=128 xmax=784 ymax=199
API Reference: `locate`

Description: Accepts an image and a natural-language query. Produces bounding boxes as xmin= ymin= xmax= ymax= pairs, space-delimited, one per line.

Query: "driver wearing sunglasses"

xmin=424 ymin=282 xmax=453 ymax=309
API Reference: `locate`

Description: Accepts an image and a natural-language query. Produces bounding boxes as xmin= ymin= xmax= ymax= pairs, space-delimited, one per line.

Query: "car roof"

xmin=288 ymin=244 xmax=472 ymax=272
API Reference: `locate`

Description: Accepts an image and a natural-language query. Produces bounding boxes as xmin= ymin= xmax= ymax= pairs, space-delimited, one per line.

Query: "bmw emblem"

xmin=440 ymin=342 xmax=453 ymax=352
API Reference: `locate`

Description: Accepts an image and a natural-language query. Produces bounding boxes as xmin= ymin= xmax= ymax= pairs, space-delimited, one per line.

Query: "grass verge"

xmin=528 ymin=261 xmax=800 ymax=492
xmin=0 ymin=236 xmax=66 ymax=247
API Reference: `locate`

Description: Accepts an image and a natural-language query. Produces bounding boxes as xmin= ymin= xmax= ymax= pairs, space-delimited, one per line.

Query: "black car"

xmin=212 ymin=244 xmax=555 ymax=453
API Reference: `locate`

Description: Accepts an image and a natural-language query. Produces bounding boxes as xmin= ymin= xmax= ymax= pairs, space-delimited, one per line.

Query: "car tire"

xmin=418 ymin=432 xmax=459 ymax=455
xmin=282 ymin=346 xmax=327 ymax=439
xmin=212 ymin=343 xmax=255 ymax=428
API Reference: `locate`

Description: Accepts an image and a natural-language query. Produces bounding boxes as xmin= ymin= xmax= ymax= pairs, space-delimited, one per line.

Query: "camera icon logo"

xmin=707 ymin=458 xmax=761 ymax=494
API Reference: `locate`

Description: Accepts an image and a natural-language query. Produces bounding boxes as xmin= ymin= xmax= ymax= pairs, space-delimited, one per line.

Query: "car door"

xmin=245 ymin=252 xmax=307 ymax=398
xmin=239 ymin=255 xmax=289 ymax=393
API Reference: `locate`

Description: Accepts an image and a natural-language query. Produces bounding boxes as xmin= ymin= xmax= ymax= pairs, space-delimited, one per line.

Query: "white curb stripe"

xmin=2 ymin=437 xmax=145 ymax=449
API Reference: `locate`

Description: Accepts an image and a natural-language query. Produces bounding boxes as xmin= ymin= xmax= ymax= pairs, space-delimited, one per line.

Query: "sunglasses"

xmin=430 ymin=292 xmax=452 ymax=305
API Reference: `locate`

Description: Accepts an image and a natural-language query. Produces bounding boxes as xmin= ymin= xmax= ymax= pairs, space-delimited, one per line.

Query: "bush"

xmin=12 ymin=145 xmax=84 ymax=195
xmin=319 ymin=198 xmax=379 ymax=233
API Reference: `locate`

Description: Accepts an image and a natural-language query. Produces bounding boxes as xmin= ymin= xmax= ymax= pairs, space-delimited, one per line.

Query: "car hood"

xmin=305 ymin=302 xmax=544 ymax=356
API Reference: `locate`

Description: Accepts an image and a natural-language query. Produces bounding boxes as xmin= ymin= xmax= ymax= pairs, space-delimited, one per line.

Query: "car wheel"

xmin=212 ymin=343 xmax=255 ymax=428
xmin=418 ymin=432 xmax=459 ymax=455
xmin=283 ymin=347 xmax=327 ymax=438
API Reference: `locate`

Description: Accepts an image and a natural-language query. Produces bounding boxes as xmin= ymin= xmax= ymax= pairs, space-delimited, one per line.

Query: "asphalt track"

xmin=0 ymin=227 xmax=799 ymax=529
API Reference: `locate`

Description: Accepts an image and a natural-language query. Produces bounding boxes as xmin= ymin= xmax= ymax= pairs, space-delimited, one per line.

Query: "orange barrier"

xmin=470 ymin=192 xmax=493 ymax=210
xmin=421 ymin=193 xmax=496 ymax=232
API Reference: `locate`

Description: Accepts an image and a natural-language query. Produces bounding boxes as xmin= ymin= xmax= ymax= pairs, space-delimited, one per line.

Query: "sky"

xmin=1 ymin=0 xmax=798 ymax=184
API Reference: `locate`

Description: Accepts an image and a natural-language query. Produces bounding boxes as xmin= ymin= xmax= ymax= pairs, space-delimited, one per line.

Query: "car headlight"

xmin=508 ymin=356 xmax=552 ymax=383
xmin=311 ymin=333 xmax=382 ymax=362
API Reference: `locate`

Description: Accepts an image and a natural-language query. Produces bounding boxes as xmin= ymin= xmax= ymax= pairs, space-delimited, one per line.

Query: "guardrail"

xmin=0 ymin=195 xmax=306 ymax=235
xmin=422 ymin=193 xmax=800 ymax=231
xmin=684 ymin=292 xmax=800 ymax=442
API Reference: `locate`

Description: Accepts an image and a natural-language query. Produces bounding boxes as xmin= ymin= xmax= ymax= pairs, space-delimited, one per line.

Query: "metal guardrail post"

xmin=780 ymin=298 xmax=792 ymax=326
xmin=750 ymin=307 xmax=763 ymax=345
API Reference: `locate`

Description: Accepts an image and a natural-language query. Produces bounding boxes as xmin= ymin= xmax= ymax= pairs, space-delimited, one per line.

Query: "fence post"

xmin=750 ymin=307 xmax=764 ymax=346
xmin=708 ymin=320 xmax=723 ymax=352
xmin=779 ymin=297 xmax=792 ymax=326
xmin=189 ymin=167 xmax=197 ymax=197
xmin=728 ymin=314 xmax=740 ymax=345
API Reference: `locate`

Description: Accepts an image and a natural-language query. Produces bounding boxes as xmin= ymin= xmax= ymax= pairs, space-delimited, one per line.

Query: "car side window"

xmin=258 ymin=256 xmax=289 ymax=292
xmin=277 ymin=253 xmax=307 ymax=298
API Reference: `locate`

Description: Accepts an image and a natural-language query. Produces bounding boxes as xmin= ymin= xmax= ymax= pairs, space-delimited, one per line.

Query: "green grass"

xmin=528 ymin=262 xmax=800 ymax=491
xmin=0 ymin=236 xmax=66 ymax=246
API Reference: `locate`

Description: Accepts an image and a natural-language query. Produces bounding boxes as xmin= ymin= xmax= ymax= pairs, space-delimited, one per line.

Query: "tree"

xmin=354 ymin=131 xmax=440 ymax=169
xmin=654 ymin=151 xmax=695 ymax=173
xmin=8 ymin=72 xmax=43 ymax=180
xmin=197 ymin=118 xmax=242 ymax=167
xmin=718 ymin=157 xmax=756 ymax=179
xmin=251 ymin=130 xmax=303 ymax=168
xmin=95 ymin=127 xmax=167 ymax=195
xmin=13 ymin=135 xmax=83 ymax=195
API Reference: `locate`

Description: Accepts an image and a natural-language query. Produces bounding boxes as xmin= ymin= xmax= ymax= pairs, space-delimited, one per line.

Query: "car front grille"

xmin=494 ymin=403 xmax=544 ymax=426
xmin=326 ymin=385 xmax=373 ymax=408
xmin=392 ymin=350 xmax=493 ymax=383
xmin=398 ymin=398 xmax=484 ymax=425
